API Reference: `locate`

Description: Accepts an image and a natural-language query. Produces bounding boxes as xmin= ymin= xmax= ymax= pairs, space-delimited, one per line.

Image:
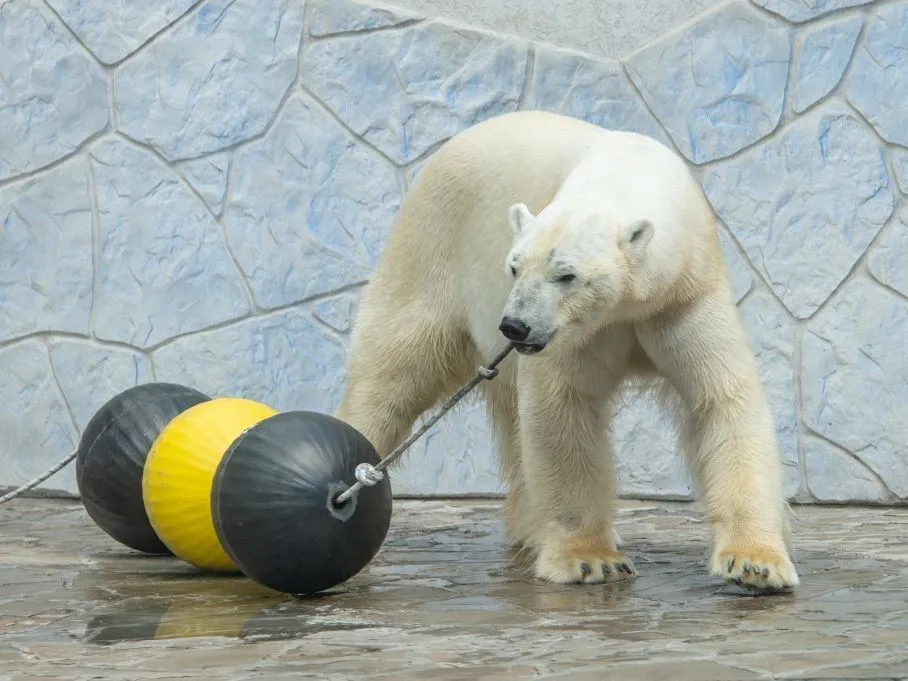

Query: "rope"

xmin=333 ymin=343 xmax=514 ymax=505
xmin=0 ymin=450 xmax=78 ymax=505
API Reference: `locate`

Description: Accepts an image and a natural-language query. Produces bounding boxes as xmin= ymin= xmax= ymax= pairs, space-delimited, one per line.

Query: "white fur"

xmin=335 ymin=111 xmax=798 ymax=592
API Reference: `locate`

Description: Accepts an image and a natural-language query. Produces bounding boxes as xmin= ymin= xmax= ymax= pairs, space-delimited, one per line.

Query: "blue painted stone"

xmin=613 ymin=293 xmax=801 ymax=500
xmin=0 ymin=0 xmax=108 ymax=181
xmin=46 ymin=0 xmax=196 ymax=64
xmin=90 ymin=138 xmax=251 ymax=348
xmin=892 ymin=149 xmax=908 ymax=195
xmin=738 ymin=292 xmax=801 ymax=498
xmin=312 ymin=294 xmax=359 ymax=334
xmin=625 ymin=2 xmax=790 ymax=164
xmin=0 ymin=341 xmax=78 ymax=494
xmin=407 ymin=156 xmax=432 ymax=189
xmin=179 ymin=153 xmax=231 ymax=216
xmin=0 ymin=159 xmax=93 ymax=343
xmin=391 ymin=402 xmax=505 ymax=496
xmin=848 ymin=4 xmax=908 ymax=147
xmin=802 ymin=278 xmax=908 ymax=499
xmin=153 ymin=308 xmax=348 ymax=415
xmin=753 ymin=0 xmax=875 ymax=23
xmin=703 ymin=103 xmax=893 ymax=318
xmin=527 ymin=46 xmax=668 ymax=145
xmin=791 ymin=16 xmax=863 ymax=113
xmin=114 ymin=0 xmax=304 ymax=160
xmin=868 ymin=206 xmax=908 ymax=300
xmin=309 ymin=0 xmax=418 ymax=37
xmin=302 ymin=21 xmax=527 ymax=164
xmin=224 ymin=95 xmax=402 ymax=309
xmin=612 ymin=390 xmax=693 ymax=500
xmin=805 ymin=436 xmax=889 ymax=503
xmin=717 ymin=227 xmax=755 ymax=303
xmin=48 ymin=340 xmax=153 ymax=431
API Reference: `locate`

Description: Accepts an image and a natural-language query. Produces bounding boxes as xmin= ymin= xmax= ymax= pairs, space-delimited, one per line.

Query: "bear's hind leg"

xmin=636 ymin=288 xmax=799 ymax=593
xmin=335 ymin=301 xmax=473 ymax=461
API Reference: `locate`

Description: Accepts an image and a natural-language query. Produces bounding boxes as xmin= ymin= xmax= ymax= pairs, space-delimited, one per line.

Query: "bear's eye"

xmin=556 ymin=273 xmax=576 ymax=283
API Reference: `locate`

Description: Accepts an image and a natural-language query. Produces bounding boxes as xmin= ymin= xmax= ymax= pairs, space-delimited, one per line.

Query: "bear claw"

xmin=711 ymin=546 xmax=799 ymax=593
xmin=536 ymin=545 xmax=637 ymax=585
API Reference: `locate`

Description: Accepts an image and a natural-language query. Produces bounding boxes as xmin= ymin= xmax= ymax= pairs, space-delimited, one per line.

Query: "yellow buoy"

xmin=142 ymin=397 xmax=277 ymax=572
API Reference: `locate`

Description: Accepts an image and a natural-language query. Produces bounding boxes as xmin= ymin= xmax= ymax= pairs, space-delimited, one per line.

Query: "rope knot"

xmin=477 ymin=366 xmax=498 ymax=380
xmin=354 ymin=463 xmax=384 ymax=487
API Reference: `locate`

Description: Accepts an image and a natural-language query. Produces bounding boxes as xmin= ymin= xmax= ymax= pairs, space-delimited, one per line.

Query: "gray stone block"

xmin=309 ymin=0 xmax=418 ymax=37
xmin=847 ymin=3 xmax=908 ymax=147
xmin=302 ymin=21 xmax=527 ymax=164
xmin=890 ymin=148 xmax=908 ymax=195
xmin=391 ymin=401 xmax=505 ymax=496
xmin=613 ymin=388 xmax=693 ymax=499
xmin=791 ymin=15 xmax=863 ymax=113
xmin=752 ymin=0 xmax=875 ymax=23
xmin=0 ymin=159 xmax=93 ymax=343
xmin=717 ymin=228 xmax=756 ymax=304
xmin=0 ymin=341 xmax=78 ymax=494
xmin=526 ymin=46 xmax=668 ymax=145
xmin=703 ymin=103 xmax=894 ymax=318
xmin=46 ymin=0 xmax=197 ymax=64
xmin=868 ymin=206 xmax=908 ymax=299
xmin=891 ymin=148 xmax=908 ymax=194
xmin=625 ymin=2 xmax=790 ymax=164
xmin=0 ymin=0 xmax=108 ymax=181
xmin=153 ymin=307 xmax=349 ymax=415
xmin=805 ymin=436 xmax=890 ymax=503
xmin=179 ymin=154 xmax=231 ymax=217
xmin=90 ymin=138 xmax=250 ymax=348
xmin=114 ymin=0 xmax=304 ymax=160
xmin=802 ymin=278 xmax=908 ymax=499
xmin=48 ymin=340 xmax=153 ymax=432
xmin=313 ymin=293 xmax=359 ymax=334
xmin=224 ymin=95 xmax=402 ymax=310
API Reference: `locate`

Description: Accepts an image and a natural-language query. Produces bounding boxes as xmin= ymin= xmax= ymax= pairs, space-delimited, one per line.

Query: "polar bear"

xmin=335 ymin=110 xmax=799 ymax=593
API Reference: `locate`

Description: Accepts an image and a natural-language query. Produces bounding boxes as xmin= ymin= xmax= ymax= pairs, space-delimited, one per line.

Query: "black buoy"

xmin=76 ymin=382 xmax=211 ymax=554
xmin=211 ymin=411 xmax=392 ymax=595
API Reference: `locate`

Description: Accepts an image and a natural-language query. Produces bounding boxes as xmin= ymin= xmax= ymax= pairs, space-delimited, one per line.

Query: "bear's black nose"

xmin=499 ymin=317 xmax=530 ymax=342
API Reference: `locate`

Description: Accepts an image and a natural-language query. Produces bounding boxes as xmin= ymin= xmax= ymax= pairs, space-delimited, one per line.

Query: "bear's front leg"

xmin=516 ymin=365 xmax=635 ymax=585
xmin=637 ymin=289 xmax=799 ymax=593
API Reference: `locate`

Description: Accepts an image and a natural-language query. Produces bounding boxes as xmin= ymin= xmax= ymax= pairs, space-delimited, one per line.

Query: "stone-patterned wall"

xmin=1 ymin=0 xmax=905 ymax=503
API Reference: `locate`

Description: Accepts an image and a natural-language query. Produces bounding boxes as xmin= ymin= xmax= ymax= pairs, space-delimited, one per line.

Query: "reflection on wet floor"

xmin=1 ymin=498 xmax=907 ymax=679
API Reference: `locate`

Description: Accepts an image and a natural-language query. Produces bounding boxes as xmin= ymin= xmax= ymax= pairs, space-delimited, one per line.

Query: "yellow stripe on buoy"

xmin=142 ymin=397 xmax=277 ymax=572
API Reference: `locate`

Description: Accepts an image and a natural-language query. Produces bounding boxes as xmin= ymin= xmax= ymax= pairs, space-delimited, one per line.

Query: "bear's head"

xmin=499 ymin=201 xmax=654 ymax=355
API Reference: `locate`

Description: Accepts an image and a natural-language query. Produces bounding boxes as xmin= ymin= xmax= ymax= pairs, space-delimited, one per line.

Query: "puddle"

xmin=83 ymin=596 xmax=382 ymax=644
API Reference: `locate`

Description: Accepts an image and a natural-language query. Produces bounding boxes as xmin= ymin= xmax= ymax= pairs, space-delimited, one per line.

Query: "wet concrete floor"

xmin=1 ymin=497 xmax=907 ymax=680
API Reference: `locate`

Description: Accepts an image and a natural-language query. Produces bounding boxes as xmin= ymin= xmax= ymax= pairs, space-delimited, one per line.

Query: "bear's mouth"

xmin=514 ymin=342 xmax=546 ymax=355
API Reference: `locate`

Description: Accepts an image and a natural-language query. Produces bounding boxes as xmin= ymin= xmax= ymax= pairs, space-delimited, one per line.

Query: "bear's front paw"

xmin=535 ymin=541 xmax=636 ymax=585
xmin=711 ymin=545 xmax=799 ymax=593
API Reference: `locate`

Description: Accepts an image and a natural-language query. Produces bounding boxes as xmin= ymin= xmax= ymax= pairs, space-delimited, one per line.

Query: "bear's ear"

xmin=620 ymin=218 xmax=654 ymax=251
xmin=508 ymin=203 xmax=535 ymax=237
